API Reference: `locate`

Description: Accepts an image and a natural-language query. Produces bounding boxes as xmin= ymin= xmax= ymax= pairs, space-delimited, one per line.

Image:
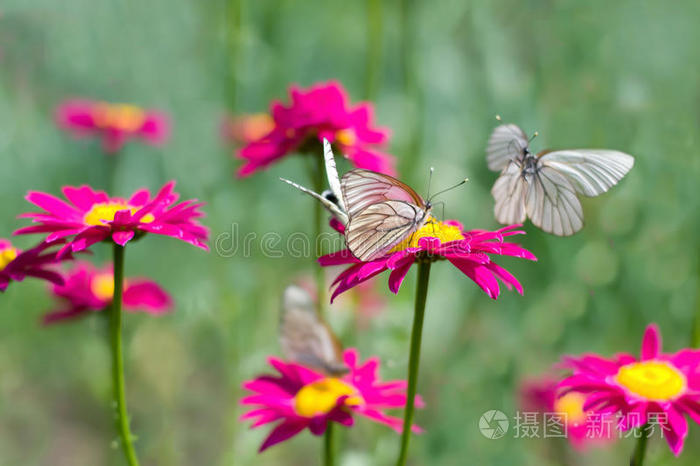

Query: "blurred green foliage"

xmin=1 ymin=0 xmax=700 ymax=465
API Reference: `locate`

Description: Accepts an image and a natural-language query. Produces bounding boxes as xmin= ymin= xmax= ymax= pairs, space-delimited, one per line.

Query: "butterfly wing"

xmin=280 ymin=177 xmax=348 ymax=225
xmin=525 ymin=165 xmax=584 ymax=236
xmin=491 ymin=161 xmax=527 ymax=225
xmin=538 ymin=149 xmax=634 ymax=197
xmin=341 ymin=169 xmax=425 ymax=218
xmin=487 ymin=124 xmax=530 ymax=171
xmin=280 ymin=286 xmax=347 ymax=376
xmin=323 ymin=139 xmax=346 ymax=212
xmin=345 ymin=200 xmax=427 ymax=261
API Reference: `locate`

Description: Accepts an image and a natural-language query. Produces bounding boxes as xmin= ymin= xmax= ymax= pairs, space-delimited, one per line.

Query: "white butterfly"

xmin=487 ymin=121 xmax=635 ymax=236
xmin=283 ymin=139 xmax=449 ymax=262
xmin=280 ymin=285 xmax=347 ymax=376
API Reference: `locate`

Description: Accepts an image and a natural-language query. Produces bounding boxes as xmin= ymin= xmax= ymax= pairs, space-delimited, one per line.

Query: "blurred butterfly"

xmin=487 ymin=118 xmax=634 ymax=236
xmin=283 ymin=139 xmax=467 ymax=261
xmin=280 ymin=285 xmax=348 ymax=376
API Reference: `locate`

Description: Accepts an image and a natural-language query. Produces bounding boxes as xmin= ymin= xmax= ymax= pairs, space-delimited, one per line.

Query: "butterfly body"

xmin=488 ymin=123 xmax=634 ymax=236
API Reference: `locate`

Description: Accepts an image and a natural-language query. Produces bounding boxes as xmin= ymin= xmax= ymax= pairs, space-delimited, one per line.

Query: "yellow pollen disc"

xmin=615 ymin=361 xmax=686 ymax=401
xmin=390 ymin=218 xmax=465 ymax=252
xmin=244 ymin=114 xmax=274 ymax=141
xmin=335 ymin=128 xmax=357 ymax=147
xmin=0 ymin=247 xmax=18 ymax=271
xmin=554 ymin=392 xmax=587 ymax=425
xmin=83 ymin=202 xmax=155 ymax=226
xmin=92 ymin=102 xmax=146 ymax=132
xmin=294 ymin=378 xmax=364 ymax=417
xmin=91 ymin=273 xmax=115 ymax=301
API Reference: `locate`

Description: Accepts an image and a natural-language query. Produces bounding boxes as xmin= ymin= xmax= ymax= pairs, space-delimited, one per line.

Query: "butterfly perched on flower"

xmin=283 ymin=140 xmax=465 ymax=261
xmin=487 ymin=118 xmax=634 ymax=236
xmin=280 ymin=285 xmax=348 ymax=376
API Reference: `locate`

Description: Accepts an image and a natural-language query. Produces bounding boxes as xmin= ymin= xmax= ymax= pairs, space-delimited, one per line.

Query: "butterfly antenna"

xmin=428 ymin=178 xmax=469 ymax=202
xmin=529 ymin=131 xmax=539 ymax=143
xmin=426 ymin=166 xmax=435 ymax=199
xmin=495 ymin=114 xmax=502 ymax=122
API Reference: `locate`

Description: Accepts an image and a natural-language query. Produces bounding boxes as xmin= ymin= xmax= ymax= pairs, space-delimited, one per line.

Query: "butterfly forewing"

xmin=538 ymin=149 xmax=634 ymax=197
xmin=341 ymin=170 xmax=429 ymax=261
xmin=280 ymin=286 xmax=347 ymax=376
xmin=341 ymin=170 xmax=425 ymax=218
xmin=487 ymin=124 xmax=530 ymax=171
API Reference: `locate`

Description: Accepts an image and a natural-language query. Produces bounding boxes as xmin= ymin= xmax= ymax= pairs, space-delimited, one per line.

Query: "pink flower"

xmin=43 ymin=261 xmax=172 ymax=324
xmin=14 ymin=181 xmax=209 ymax=254
xmin=240 ymin=348 xmax=422 ymax=452
xmin=221 ymin=113 xmax=275 ymax=145
xmin=520 ymin=374 xmax=617 ymax=449
xmin=0 ymin=239 xmax=70 ymax=291
xmin=236 ymin=81 xmax=395 ymax=177
xmin=558 ymin=324 xmax=700 ymax=456
xmin=55 ymin=99 xmax=170 ymax=153
xmin=319 ymin=220 xmax=536 ymax=302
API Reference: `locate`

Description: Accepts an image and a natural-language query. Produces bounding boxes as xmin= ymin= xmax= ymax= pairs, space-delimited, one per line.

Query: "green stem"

xmin=629 ymin=423 xmax=649 ymax=466
xmin=323 ymin=422 xmax=335 ymax=466
xmin=396 ymin=261 xmax=431 ymax=466
xmin=226 ymin=0 xmax=242 ymax=110
xmin=363 ymin=0 xmax=383 ymax=100
xmin=312 ymin=154 xmax=326 ymax=316
xmin=110 ymin=244 xmax=140 ymax=466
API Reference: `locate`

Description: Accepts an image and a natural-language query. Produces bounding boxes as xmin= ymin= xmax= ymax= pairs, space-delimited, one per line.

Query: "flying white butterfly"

xmin=487 ymin=119 xmax=635 ymax=236
xmin=280 ymin=285 xmax=347 ymax=376
xmin=282 ymin=139 xmax=466 ymax=261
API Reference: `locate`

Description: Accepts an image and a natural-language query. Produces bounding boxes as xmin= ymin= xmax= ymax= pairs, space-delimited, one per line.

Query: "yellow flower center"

xmin=91 ymin=273 xmax=115 ymax=301
xmin=554 ymin=392 xmax=587 ymax=425
xmin=390 ymin=218 xmax=465 ymax=252
xmin=0 ymin=246 xmax=18 ymax=271
xmin=92 ymin=102 xmax=146 ymax=132
xmin=335 ymin=128 xmax=357 ymax=147
xmin=243 ymin=114 xmax=274 ymax=141
xmin=83 ymin=202 xmax=155 ymax=226
xmin=615 ymin=361 xmax=686 ymax=401
xmin=294 ymin=378 xmax=364 ymax=417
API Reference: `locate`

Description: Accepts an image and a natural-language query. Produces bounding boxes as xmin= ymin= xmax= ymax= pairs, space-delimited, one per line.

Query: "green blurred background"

xmin=1 ymin=0 xmax=699 ymax=464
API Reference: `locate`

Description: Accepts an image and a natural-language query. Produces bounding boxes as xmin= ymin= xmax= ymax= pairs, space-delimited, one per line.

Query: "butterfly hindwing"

xmin=280 ymin=285 xmax=347 ymax=376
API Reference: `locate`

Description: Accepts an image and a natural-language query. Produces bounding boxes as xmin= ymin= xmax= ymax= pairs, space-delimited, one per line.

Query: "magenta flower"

xmin=43 ymin=261 xmax=172 ymax=324
xmin=520 ymin=374 xmax=617 ymax=449
xmin=55 ymin=99 xmax=169 ymax=153
xmin=240 ymin=348 xmax=422 ymax=452
xmin=319 ymin=220 xmax=536 ymax=302
xmin=14 ymin=181 xmax=209 ymax=255
xmin=0 ymin=239 xmax=70 ymax=291
xmin=236 ymin=81 xmax=395 ymax=177
xmin=558 ymin=324 xmax=700 ymax=456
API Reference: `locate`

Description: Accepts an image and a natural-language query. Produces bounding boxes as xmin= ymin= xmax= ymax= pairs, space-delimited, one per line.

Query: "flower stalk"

xmin=110 ymin=244 xmax=140 ymax=466
xmin=630 ymin=423 xmax=650 ymax=466
xmin=324 ymin=422 xmax=335 ymax=466
xmin=396 ymin=260 xmax=431 ymax=466
xmin=313 ymin=153 xmax=327 ymax=316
